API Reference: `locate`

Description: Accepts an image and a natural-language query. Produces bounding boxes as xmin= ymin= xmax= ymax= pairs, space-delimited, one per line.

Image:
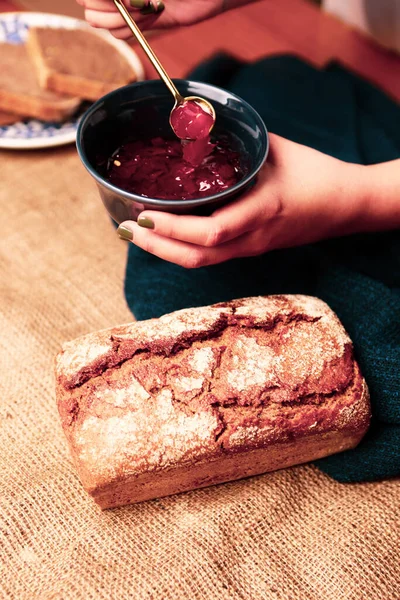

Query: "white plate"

xmin=0 ymin=12 xmax=145 ymax=150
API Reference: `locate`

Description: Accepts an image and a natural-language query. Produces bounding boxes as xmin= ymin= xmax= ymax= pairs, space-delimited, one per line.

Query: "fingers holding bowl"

xmin=117 ymin=216 xmax=273 ymax=268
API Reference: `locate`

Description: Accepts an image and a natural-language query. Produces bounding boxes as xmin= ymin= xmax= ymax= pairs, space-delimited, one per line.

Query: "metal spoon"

xmin=113 ymin=0 xmax=216 ymax=139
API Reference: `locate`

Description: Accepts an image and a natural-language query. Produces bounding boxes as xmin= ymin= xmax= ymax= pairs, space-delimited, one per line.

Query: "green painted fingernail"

xmin=132 ymin=0 xmax=164 ymax=14
xmin=130 ymin=0 xmax=147 ymax=8
xmin=137 ymin=216 xmax=155 ymax=229
xmin=117 ymin=225 xmax=133 ymax=241
xmin=140 ymin=4 xmax=155 ymax=14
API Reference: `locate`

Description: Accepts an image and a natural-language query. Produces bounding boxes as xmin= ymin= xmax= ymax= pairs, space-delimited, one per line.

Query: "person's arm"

xmin=77 ymin=0 xmax=258 ymax=37
xmin=357 ymin=159 xmax=400 ymax=232
xmin=116 ymin=134 xmax=400 ymax=268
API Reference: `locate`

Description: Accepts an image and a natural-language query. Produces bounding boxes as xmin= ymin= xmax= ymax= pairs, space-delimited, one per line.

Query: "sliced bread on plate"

xmin=27 ymin=27 xmax=138 ymax=102
xmin=0 ymin=43 xmax=81 ymax=122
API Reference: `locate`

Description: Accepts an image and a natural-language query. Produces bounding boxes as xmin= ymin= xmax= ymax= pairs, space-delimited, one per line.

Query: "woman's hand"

xmin=116 ymin=134 xmax=370 ymax=268
xmin=77 ymin=0 xmax=229 ymax=37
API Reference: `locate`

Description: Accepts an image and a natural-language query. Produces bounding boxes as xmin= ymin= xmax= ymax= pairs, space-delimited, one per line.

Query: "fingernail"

xmin=130 ymin=0 xmax=164 ymax=14
xmin=129 ymin=0 xmax=147 ymax=8
xmin=137 ymin=216 xmax=155 ymax=229
xmin=154 ymin=1 xmax=165 ymax=13
xmin=117 ymin=225 xmax=133 ymax=241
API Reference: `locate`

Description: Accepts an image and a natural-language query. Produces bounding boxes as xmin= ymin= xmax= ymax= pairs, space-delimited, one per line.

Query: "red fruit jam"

xmin=106 ymin=135 xmax=247 ymax=200
xmin=170 ymin=100 xmax=214 ymax=140
xmin=170 ymin=99 xmax=217 ymax=169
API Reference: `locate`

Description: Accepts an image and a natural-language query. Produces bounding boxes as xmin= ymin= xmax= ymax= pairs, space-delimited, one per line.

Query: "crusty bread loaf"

xmin=55 ymin=295 xmax=370 ymax=509
xmin=27 ymin=27 xmax=138 ymax=102
xmin=0 ymin=43 xmax=81 ymax=122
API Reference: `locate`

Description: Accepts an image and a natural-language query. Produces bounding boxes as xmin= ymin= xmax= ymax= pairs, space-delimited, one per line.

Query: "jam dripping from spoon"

xmin=170 ymin=99 xmax=215 ymax=167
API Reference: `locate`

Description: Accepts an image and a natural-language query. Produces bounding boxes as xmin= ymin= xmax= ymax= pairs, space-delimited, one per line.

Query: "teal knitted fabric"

xmin=123 ymin=55 xmax=400 ymax=483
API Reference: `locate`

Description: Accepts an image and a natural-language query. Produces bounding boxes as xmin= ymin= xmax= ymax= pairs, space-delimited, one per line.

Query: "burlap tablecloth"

xmin=1 ymin=146 xmax=399 ymax=600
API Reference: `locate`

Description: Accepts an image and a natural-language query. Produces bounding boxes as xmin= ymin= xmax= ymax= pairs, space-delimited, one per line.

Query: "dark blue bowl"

xmin=76 ymin=79 xmax=269 ymax=223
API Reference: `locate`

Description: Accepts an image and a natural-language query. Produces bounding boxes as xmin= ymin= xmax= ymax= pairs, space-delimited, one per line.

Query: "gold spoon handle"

xmin=113 ymin=0 xmax=183 ymax=103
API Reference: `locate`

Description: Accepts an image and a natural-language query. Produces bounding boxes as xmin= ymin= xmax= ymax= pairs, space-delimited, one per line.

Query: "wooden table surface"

xmin=1 ymin=0 xmax=399 ymax=102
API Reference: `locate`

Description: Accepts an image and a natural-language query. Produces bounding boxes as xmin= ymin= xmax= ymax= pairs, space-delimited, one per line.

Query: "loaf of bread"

xmin=0 ymin=43 xmax=81 ymax=122
xmin=27 ymin=27 xmax=138 ymax=102
xmin=55 ymin=295 xmax=370 ymax=509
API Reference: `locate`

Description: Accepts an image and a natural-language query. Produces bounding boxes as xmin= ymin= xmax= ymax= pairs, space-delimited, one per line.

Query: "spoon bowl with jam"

xmin=170 ymin=96 xmax=216 ymax=140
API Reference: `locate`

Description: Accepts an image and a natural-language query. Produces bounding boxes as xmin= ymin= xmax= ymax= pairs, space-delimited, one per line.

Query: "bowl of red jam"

xmin=77 ymin=80 xmax=269 ymax=223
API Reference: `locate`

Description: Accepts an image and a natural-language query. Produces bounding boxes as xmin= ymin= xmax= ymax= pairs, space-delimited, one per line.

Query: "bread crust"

xmin=0 ymin=111 xmax=20 ymax=126
xmin=55 ymin=296 xmax=371 ymax=509
xmin=0 ymin=89 xmax=80 ymax=122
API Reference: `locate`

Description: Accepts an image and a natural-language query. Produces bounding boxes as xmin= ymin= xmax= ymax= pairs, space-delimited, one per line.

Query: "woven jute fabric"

xmin=1 ymin=146 xmax=399 ymax=600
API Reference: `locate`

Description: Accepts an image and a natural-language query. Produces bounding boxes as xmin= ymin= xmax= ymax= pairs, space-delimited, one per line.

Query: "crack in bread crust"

xmin=60 ymin=311 xmax=323 ymax=391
